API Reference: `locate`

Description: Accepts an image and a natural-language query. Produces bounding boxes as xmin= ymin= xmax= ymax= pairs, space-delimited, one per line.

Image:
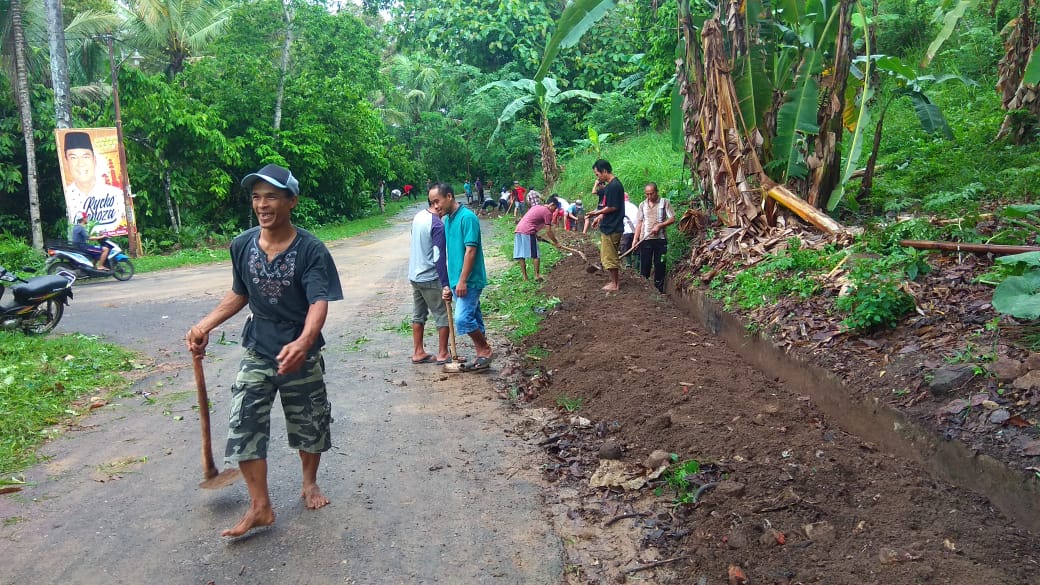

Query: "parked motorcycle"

xmin=0 ymin=265 xmax=75 ymax=335
xmin=45 ymin=238 xmax=135 ymax=281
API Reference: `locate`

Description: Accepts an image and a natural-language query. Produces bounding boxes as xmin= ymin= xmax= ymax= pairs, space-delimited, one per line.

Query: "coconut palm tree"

xmin=1 ymin=0 xmax=45 ymax=249
xmin=121 ymin=0 xmax=233 ymax=80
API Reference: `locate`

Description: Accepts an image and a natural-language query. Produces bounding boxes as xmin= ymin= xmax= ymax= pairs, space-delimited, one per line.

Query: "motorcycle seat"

xmin=13 ymin=275 xmax=71 ymax=302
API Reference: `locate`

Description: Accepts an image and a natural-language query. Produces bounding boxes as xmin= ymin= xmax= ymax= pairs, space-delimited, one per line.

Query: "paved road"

xmin=1 ymin=206 xmax=562 ymax=585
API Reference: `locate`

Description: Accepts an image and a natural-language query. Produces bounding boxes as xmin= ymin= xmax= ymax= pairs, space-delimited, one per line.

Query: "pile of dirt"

xmin=496 ymin=237 xmax=1040 ymax=584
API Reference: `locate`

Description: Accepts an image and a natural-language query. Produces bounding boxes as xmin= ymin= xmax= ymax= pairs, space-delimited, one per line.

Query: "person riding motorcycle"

xmin=71 ymin=213 xmax=111 ymax=271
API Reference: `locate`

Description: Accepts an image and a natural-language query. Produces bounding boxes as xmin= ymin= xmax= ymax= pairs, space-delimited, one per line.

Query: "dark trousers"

xmin=638 ymin=238 xmax=668 ymax=292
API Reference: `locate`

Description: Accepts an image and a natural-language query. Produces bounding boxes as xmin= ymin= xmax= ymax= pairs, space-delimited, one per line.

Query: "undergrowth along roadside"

xmin=0 ymin=332 xmax=138 ymax=474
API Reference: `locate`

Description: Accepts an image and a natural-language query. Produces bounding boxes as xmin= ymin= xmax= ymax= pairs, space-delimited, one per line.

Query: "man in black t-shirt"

xmin=186 ymin=163 xmax=343 ymax=538
xmin=585 ymin=159 xmax=625 ymax=291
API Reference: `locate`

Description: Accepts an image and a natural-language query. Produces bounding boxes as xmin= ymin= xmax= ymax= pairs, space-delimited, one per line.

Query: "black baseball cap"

xmin=242 ymin=164 xmax=300 ymax=196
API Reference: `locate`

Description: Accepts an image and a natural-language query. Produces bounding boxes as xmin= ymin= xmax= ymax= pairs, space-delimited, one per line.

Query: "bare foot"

xmin=302 ymin=483 xmax=330 ymax=509
xmin=221 ymin=504 xmax=275 ymax=537
xmin=601 ymin=283 xmax=619 ymax=291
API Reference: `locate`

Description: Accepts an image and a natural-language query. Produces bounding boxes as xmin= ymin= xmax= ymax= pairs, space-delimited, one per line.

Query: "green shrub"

xmin=836 ymin=254 xmax=922 ymax=331
xmin=0 ymin=233 xmax=45 ymax=271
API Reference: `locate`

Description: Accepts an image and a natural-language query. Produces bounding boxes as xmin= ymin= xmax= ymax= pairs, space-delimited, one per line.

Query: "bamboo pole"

xmin=899 ymin=240 xmax=1040 ymax=255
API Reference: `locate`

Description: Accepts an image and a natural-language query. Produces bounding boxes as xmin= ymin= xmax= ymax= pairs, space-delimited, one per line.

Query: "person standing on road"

xmin=429 ymin=183 xmax=493 ymax=372
xmin=513 ymin=196 xmax=561 ymax=282
xmin=585 ymin=159 xmax=625 ymax=291
xmin=185 ymin=163 xmax=343 ymax=538
xmin=633 ymin=182 xmax=676 ymax=293
xmin=464 ymin=179 xmax=473 ymax=204
xmin=409 ymin=198 xmax=451 ymax=365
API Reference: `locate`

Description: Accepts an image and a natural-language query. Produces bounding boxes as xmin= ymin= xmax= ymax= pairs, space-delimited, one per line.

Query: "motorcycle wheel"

xmin=23 ymin=299 xmax=64 ymax=335
xmin=111 ymin=258 xmax=135 ymax=281
xmin=47 ymin=261 xmax=74 ymax=276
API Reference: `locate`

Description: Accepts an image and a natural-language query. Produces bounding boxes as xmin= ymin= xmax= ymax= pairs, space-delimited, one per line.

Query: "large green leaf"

xmin=1003 ymin=204 xmax=1040 ymax=218
xmin=1024 ymin=45 xmax=1040 ymax=85
xmin=920 ymin=0 xmax=980 ymax=69
xmin=774 ymin=70 xmax=820 ymax=181
xmin=735 ymin=45 xmax=772 ymax=133
xmin=993 ymin=271 xmax=1040 ymax=320
xmin=996 ymin=251 xmax=1040 ymax=268
xmin=670 ymin=80 xmax=683 ymax=153
xmin=485 ymin=95 xmax=536 ymax=146
xmin=828 ymin=0 xmax=872 ymax=212
xmin=534 ymin=0 xmax=617 ymax=83
xmin=906 ymin=91 xmax=954 ymax=139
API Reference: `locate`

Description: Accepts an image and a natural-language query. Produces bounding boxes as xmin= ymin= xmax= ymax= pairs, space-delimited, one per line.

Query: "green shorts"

xmin=600 ymin=232 xmax=622 ymax=270
xmin=224 ymin=349 xmax=333 ymax=463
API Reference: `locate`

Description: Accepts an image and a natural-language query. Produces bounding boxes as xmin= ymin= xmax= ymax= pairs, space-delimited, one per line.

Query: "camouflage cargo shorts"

xmin=224 ymin=349 xmax=333 ymax=464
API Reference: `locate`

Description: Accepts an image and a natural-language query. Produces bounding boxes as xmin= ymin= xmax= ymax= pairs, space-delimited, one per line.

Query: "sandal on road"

xmin=458 ymin=356 xmax=491 ymax=372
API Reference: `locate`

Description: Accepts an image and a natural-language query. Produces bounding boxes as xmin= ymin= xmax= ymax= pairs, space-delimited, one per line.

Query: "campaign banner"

xmin=54 ymin=128 xmax=129 ymax=237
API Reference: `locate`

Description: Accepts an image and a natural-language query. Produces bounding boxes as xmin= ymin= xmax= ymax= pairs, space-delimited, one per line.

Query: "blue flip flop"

xmin=458 ymin=356 xmax=491 ymax=372
xmin=411 ymin=355 xmax=435 ymax=364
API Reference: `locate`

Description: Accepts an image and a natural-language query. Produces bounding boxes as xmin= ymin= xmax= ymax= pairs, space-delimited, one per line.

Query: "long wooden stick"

xmin=899 ymin=239 xmax=1040 ymax=255
xmin=193 ymin=355 xmax=220 ymax=480
xmin=192 ymin=353 xmax=241 ymax=489
xmin=444 ymin=298 xmax=460 ymax=362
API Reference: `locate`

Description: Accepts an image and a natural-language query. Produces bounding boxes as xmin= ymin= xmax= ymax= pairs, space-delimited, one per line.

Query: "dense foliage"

xmin=0 ymin=0 xmax=1037 ymax=256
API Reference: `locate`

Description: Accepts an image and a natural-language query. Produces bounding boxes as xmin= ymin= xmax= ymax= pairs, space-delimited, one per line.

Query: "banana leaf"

xmin=535 ymin=0 xmax=617 ymax=85
xmin=907 ymin=91 xmax=954 ymax=139
xmin=921 ymin=0 xmax=980 ymax=69
xmin=774 ymin=69 xmax=820 ymax=180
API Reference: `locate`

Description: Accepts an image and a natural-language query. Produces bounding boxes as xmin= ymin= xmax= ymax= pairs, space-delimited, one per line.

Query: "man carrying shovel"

xmin=429 ymin=182 xmax=493 ymax=372
xmin=513 ymin=195 xmax=562 ymax=281
xmin=633 ymin=182 xmax=676 ymax=293
xmin=186 ymin=163 xmax=343 ymax=537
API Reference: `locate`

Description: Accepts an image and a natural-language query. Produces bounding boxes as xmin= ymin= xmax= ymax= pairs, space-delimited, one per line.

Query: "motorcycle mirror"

xmin=21 ymin=266 xmax=36 ymax=274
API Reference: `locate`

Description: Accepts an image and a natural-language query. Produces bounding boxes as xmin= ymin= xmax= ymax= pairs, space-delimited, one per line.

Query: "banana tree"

xmin=996 ymin=0 xmax=1040 ymax=143
xmin=676 ymin=0 xmax=855 ymax=233
xmin=854 ymin=55 xmax=973 ymax=201
xmin=480 ymin=0 xmax=616 ymax=189
xmin=477 ymin=77 xmax=599 ymax=190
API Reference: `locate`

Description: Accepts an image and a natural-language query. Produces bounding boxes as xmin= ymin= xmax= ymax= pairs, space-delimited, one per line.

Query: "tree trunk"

xmin=996 ymin=0 xmax=1039 ymax=143
xmin=164 ymin=166 xmax=179 ymax=232
xmin=540 ymin=113 xmax=559 ymax=190
xmin=12 ymin=0 xmax=44 ymax=250
xmin=273 ymin=0 xmax=294 ymax=132
xmin=45 ymin=0 xmax=71 ymax=129
xmin=858 ymin=108 xmax=886 ymax=198
xmin=809 ymin=0 xmax=853 ymax=209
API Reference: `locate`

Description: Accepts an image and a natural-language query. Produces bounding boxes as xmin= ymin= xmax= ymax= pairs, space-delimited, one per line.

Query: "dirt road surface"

xmin=1 ymin=207 xmax=562 ymax=585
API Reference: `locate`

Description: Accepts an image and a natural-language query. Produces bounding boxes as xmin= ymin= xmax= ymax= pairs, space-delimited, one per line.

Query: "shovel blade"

xmin=199 ymin=467 xmax=242 ymax=489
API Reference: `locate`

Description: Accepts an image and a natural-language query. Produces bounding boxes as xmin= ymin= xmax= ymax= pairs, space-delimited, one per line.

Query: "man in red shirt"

xmin=512 ymin=181 xmax=527 ymax=217
xmin=513 ymin=196 xmax=561 ymax=281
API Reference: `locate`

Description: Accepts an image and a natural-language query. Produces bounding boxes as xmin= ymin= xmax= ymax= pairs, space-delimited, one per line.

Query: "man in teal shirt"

xmin=429 ymin=182 xmax=493 ymax=371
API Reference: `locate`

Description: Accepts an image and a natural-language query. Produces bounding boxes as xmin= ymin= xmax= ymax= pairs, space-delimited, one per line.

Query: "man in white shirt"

xmin=633 ymin=182 xmax=676 ymax=292
xmin=620 ymin=194 xmax=640 ymax=268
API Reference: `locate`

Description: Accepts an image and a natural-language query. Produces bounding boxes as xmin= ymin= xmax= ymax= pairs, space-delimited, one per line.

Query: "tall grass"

xmin=550 ymin=131 xmax=689 ymax=210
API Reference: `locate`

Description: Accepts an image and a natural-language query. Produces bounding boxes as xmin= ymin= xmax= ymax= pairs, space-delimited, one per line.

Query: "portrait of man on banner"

xmin=55 ymin=128 xmax=129 ymax=237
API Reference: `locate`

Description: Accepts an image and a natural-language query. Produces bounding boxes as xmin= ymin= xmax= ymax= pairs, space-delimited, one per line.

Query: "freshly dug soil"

xmin=508 ymin=240 xmax=1040 ymax=584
